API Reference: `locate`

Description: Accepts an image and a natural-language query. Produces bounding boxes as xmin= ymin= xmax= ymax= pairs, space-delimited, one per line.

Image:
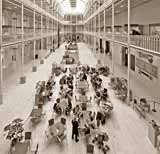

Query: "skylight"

xmin=57 ymin=0 xmax=89 ymax=14
xmin=70 ymin=0 xmax=77 ymax=8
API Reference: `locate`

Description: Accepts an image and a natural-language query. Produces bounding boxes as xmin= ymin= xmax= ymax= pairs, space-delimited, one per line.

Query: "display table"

xmin=76 ymin=95 xmax=88 ymax=103
xmin=59 ymin=98 xmax=68 ymax=112
xmin=76 ymin=80 xmax=89 ymax=92
xmin=50 ymin=122 xmax=65 ymax=138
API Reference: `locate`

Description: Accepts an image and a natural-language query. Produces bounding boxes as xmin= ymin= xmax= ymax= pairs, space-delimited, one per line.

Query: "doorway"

xmin=100 ymin=39 xmax=103 ymax=53
xmin=130 ymin=54 xmax=135 ymax=71
xmin=105 ymin=41 xmax=110 ymax=54
xmin=122 ymin=46 xmax=128 ymax=67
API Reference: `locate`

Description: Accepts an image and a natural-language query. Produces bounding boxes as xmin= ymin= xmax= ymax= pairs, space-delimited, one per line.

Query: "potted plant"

xmin=4 ymin=118 xmax=24 ymax=147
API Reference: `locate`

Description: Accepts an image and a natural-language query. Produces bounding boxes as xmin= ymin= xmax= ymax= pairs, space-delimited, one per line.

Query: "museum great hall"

xmin=0 ymin=0 xmax=160 ymax=154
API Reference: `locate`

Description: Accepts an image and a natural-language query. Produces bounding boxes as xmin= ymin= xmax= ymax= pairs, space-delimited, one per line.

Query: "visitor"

xmin=72 ymin=118 xmax=79 ymax=142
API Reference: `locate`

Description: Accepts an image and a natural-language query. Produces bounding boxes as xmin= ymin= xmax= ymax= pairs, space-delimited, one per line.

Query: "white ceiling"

xmin=57 ymin=0 xmax=89 ymax=14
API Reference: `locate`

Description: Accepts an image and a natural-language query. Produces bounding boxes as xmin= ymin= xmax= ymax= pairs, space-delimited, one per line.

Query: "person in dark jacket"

xmin=96 ymin=111 xmax=102 ymax=127
xmin=72 ymin=118 xmax=79 ymax=142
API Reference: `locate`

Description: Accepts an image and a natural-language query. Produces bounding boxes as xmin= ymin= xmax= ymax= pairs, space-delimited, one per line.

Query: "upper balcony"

xmin=105 ymin=32 xmax=160 ymax=53
xmin=84 ymin=30 xmax=160 ymax=53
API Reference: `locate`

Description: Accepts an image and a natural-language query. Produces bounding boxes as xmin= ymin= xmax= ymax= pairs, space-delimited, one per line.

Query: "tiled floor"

xmin=0 ymin=43 xmax=157 ymax=154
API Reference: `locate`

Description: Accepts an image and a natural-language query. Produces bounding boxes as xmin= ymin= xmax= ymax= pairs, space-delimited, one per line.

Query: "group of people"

xmin=51 ymin=63 xmax=111 ymax=150
xmin=71 ymin=110 xmax=96 ymax=143
xmin=53 ymin=73 xmax=74 ymax=116
xmin=95 ymin=88 xmax=109 ymax=105
xmin=91 ymin=73 xmax=103 ymax=91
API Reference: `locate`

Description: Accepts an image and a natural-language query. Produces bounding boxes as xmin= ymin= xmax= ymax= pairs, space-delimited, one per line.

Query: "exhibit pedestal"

xmin=40 ymin=59 xmax=44 ymax=64
xmin=157 ymin=136 xmax=160 ymax=154
xmin=20 ymin=76 xmax=26 ymax=84
xmin=148 ymin=124 xmax=160 ymax=147
xmin=32 ymin=66 xmax=37 ymax=72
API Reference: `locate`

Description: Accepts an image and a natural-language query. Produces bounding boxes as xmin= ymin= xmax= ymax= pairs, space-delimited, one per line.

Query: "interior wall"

xmin=111 ymin=42 xmax=160 ymax=123
xmin=114 ymin=0 xmax=160 ymax=25
xmin=3 ymin=45 xmax=22 ymax=80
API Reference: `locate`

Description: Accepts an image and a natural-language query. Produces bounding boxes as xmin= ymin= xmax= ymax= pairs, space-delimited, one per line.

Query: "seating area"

xmin=1 ymin=42 xmax=159 ymax=154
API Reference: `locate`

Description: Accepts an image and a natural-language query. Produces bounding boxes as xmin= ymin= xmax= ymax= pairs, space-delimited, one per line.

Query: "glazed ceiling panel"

xmin=57 ymin=0 xmax=89 ymax=14
xmin=70 ymin=0 xmax=77 ymax=8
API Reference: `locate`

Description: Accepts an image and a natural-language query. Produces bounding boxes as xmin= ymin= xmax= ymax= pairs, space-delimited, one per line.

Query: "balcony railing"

xmin=85 ymin=31 xmax=160 ymax=53
xmin=130 ymin=35 xmax=160 ymax=52
xmin=105 ymin=33 xmax=112 ymax=40
xmin=24 ymin=33 xmax=34 ymax=39
xmin=2 ymin=34 xmax=22 ymax=45
xmin=114 ymin=33 xmax=128 ymax=44
xmin=2 ymin=31 xmax=57 ymax=45
xmin=114 ymin=33 xmax=160 ymax=52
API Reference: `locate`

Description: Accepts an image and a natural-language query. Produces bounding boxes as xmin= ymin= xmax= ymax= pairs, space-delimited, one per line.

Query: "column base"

xmin=20 ymin=76 xmax=26 ymax=84
xmin=40 ymin=59 xmax=44 ymax=64
xmin=127 ymin=96 xmax=131 ymax=106
xmin=32 ymin=66 xmax=37 ymax=72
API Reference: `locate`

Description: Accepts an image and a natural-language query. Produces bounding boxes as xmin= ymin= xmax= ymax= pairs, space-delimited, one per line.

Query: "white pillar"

xmin=75 ymin=15 xmax=77 ymax=42
xmin=46 ymin=16 xmax=48 ymax=51
xmin=99 ymin=11 xmax=100 ymax=37
xmin=0 ymin=0 xmax=3 ymax=104
xmin=40 ymin=0 xmax=44 ymax=64
xmin=111 ymin=2 xmax=115 ymax=75
xmin=40 ymin=14 xmax=44 ymax=64
xmin=20 ymin=4 xmax=26 ymax=84
xmin=70 ymin=15 xmax=72 ymax=40
xmin=32 ymin=2 xmax=37 ymax=72
xmin=63 ymin=19 xmax=65 ymax=42
xmin=52 ymin=19 xmax=54 ymax=51
xmin=127 ymin=0 xmax=131 ymax=104
xmin=71 ymin=14 xmax=73 ymax=40
xmin=21 ymin=4 xmax=24 ymax=76
xmin=94 ymin=16 xmax=96 ymax=54
xmin=57 ymin=8 xmax=58 ymax=44
xmin=103 ymin=9 xmax=106 ymax=56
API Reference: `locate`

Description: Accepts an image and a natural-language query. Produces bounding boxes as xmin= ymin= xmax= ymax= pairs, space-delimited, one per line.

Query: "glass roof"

xmin=57 ymin=0 xmax=89 ymax=14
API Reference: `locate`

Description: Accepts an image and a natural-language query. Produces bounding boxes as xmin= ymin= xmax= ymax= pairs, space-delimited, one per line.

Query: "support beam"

xmin=99 ymin=11 xmax=100 ymax=37
xmin=0 ymin=0 xmax=3 ymax=104
xmin=20 ymin=4 xmax=26 ymax=84
xmin=32 ymin=0 xmax=37 ymax=72
xmin=40 ymin=13 xmax=44 ymax=64
xmin=104 ymin=8 xmax=106 ymax=56
xmin=40 ymin=0 xmax=44 ymax=64
xmin=111 ymin=2 xmax=115 ymax=75
xmin=52 ymin=19 xmax=54 ymax=51
xmin=127 ymin=0 xmax=131 ymax=104
xmin=94 ymin=16 xmax=96 ymax=55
